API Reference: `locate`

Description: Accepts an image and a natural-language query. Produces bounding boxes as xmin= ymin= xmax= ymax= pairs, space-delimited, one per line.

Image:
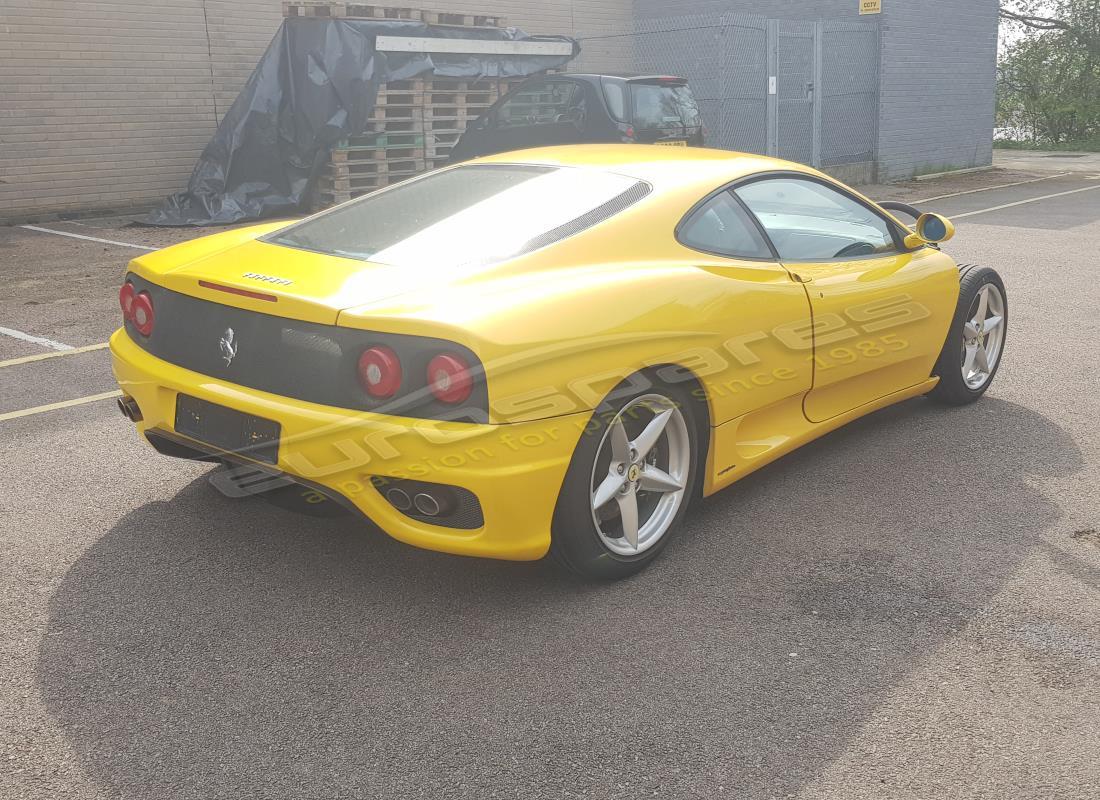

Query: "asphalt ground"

xmin=1 ymin=167 xmax=1099 ymax=799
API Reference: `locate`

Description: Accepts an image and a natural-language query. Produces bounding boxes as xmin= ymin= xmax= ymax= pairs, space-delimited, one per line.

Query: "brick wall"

xmin=0 ymin=1 xmax=222 ymax=219
xmin=205 ymin=2 xmax=287 ymax=119
xmin=439 ymin=1 xmax=632 ymax=72
xmin=877 ymin=0 xmax=999 ymax=180
xmin=0 ymin=1 xmax=628 ymax=221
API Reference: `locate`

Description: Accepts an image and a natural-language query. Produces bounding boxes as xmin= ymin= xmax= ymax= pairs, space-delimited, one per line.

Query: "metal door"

xmin=767 ymin=20 xmax=817 ymax=165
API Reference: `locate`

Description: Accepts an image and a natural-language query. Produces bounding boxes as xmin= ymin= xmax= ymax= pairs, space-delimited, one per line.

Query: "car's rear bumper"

xmin=110 ymin=328 xmax=590 ymax=561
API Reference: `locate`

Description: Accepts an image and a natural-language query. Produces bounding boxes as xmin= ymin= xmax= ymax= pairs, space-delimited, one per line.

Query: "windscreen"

xmin=268 ymin=165 xmax=647 ymax=268
xmin=630 ymin=84 xmax=702 ymax=130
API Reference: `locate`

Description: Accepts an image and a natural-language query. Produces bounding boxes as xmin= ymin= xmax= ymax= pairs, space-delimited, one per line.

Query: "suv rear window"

xmin=268 ymin=165 xmax=649 ymax=268
xmin=630 ymin=84 xmax=701 ymax=130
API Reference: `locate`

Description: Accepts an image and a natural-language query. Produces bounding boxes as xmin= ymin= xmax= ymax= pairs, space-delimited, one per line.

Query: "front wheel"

xmin=928 ymin=266 xmax=1008 ymax=405
xmin=550 ymin=380 xmax=703 ymax=581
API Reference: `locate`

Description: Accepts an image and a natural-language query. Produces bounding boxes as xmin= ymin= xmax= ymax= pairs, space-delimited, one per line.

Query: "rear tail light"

xmin=623 ymin=125 xmax=635 ymax=140
xmin=358 ymin=346 xmax=402 ymax=398
xmin=427 ymin=353 xmax=473 ymax=405
xmin=131 ymin=291 xmax=154 ymax=337
xmin=119 ymin=282 xmax=135 ymax=320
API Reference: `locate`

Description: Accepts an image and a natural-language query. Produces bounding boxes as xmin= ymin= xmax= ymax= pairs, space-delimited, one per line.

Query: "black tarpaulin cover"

xmin=146 ymin=19 xmax=578 ymax=226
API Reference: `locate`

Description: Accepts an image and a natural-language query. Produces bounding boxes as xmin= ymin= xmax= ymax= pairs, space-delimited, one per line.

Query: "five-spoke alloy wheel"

xmin=930 ymin=265 xmax=1008 ymax=405
xmin=589 ymin=395 xmax=691 ymax=556
xmin=552 ymin=378 xmax=702 ymax=580
xmin=961 ymin=282 xmax=1006 ymax=391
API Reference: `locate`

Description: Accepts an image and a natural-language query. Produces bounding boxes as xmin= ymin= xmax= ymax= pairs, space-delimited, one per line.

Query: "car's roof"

xmin=473 ymin=144 xmax=820 ymax=195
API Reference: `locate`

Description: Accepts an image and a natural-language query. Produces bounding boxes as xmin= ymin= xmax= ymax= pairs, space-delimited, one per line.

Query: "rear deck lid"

xmin=144 ymin=237 xmax=382 ymax=326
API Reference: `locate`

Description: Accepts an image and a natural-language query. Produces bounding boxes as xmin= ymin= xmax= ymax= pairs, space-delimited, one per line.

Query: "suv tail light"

xmin=358 ymin=346 xmax=402 ymax=398
xmin=427 ymin=353 xmax=473 ymax=405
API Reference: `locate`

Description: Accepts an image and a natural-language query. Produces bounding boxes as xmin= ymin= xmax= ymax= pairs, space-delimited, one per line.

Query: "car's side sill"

xmin=703 ymin=378 xmax=940 ymax=497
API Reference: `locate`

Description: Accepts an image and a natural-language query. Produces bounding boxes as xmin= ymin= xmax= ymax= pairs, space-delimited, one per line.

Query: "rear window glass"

xmin=631 ymin=84 xmax=701 ymax=129
xmin=267 ymin=165 xmax=648 ymax=268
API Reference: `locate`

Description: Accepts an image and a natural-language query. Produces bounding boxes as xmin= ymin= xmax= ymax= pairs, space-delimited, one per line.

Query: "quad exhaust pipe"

xmin=117 ymin=395 xmax=143 ymax=422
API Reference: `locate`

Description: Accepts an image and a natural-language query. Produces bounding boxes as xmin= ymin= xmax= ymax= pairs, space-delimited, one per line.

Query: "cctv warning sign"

xmin=860 ymin=0 xmax=882 ymax=13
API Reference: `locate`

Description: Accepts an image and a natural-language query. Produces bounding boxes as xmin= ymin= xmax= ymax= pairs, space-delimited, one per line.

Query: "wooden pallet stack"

xmin=284 ymin=3 xmax=539 ymax=206
xmin=284 ymin=1 xmax=507 ymax=27
xmin=320 ymin=75 xmax=527 ymax=205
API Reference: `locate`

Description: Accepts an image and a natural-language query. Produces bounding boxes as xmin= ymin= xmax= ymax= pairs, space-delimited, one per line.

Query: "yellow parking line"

xmin=0 ymin=390 xmax=122 ymax=423
xmin=0 ymin=342 xmax=110 ymax=369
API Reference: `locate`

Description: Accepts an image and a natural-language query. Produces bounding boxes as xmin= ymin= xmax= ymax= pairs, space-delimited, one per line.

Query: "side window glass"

xmin=602 ymin=81 xmax=626 ymax=122
xmin=497 ymin=82 xmax=582 ymax=129
xmin=736 ymin=178 xmax=898 ymax=261
xmin=679 ymin=191 xmax=773 ymax=259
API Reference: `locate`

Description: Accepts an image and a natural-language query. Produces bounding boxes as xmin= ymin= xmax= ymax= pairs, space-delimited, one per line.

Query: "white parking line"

xmin=0 ymin=325 xmax=74 ymax=352
xmin=19 ymin=224 xmax=157 ymax=251
xmin=0 ymin=390 xmax=122 ymax=423
xmin=913 ymin=173 xmax=1070 ymax=204
xmin=0 ymin=342 xmax=110 ymax=369
xmin=953 ymin=184 xmax=1100 ymax=219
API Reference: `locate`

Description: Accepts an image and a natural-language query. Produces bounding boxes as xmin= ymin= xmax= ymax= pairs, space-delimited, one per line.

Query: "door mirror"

xmin=904 ymin=213 xmax=955 ymax=248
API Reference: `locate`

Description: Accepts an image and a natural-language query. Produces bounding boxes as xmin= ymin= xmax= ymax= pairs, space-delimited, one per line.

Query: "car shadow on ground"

xmin=37 ymin=397 xmax=1082 ymax=798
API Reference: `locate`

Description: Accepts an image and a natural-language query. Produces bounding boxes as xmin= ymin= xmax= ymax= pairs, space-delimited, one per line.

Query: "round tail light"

xmin=119 ymin=282 xmax=135 ymax=320
xmin=131 ymin=291 xmax=154 ymax=337
xmin=427 ymin=353 xmax=472 ymax=405
xmin=358 ymin=346 xmax=402 ymax=398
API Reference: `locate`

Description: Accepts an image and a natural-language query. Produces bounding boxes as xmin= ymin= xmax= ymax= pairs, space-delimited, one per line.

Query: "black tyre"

xmin=928 ymin=266 xmax=1008 ymax=406
xmin=550 ymin=375 xmax=704 ymax=581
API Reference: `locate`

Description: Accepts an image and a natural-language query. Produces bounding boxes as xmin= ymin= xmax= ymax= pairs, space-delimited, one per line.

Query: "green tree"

xmin=998 ymin=1 xmax=1100 ymax=147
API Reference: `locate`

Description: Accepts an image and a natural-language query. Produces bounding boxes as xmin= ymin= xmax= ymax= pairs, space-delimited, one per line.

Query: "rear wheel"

xmin=551 ymin=380 xmax=702 ymax=581
xmin=928 ymin=266 xmax=1008 ymax=405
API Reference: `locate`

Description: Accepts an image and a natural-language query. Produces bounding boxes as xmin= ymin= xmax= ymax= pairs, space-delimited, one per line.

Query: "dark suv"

xmin=448 ymin=74 xmax=704 ymax=163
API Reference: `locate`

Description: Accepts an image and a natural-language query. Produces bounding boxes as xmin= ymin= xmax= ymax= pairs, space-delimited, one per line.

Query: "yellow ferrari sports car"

xmin=111 ymin=145 xmax=1007 ymax=580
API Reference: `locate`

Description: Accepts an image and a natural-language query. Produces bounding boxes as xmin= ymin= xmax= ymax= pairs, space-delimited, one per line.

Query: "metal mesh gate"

xmin=772 ymin=21 xmax=816 ymax=165
xmin=616 ymin=12 xmax=879 ymax=171
xmin=632 ymin=14 xmax=770 ymax=156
